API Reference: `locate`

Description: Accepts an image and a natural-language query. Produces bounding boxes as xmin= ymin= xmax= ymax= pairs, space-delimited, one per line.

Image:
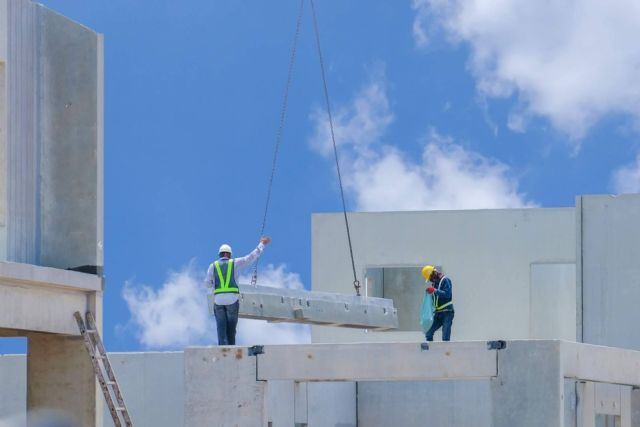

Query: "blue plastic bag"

xmin=420 ymin=292 xmax=434 ymax=332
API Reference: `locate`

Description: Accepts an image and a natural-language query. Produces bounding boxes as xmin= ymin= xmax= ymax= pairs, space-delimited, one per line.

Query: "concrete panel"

xmin=0 ymin=354 xmax=26 ymax=422
xmin=294 ymin=382 xmax=307 ymax=425
xmin=257 ymin=342 xmax=497 ymax=382
xmin=5 ymin=0 xmax=38 ymax=264
xmin=491 ymin=341 xmax=564 ymax=427
xmin=215 ymin=284 xmax=398 ymax=330
xmin=358 ymin=380 xmax=491 ymax=427
xmin=379 ymin=267 xmax=424 ymax=331
xmin=565 ymin=379 xmax=578 ymax=427
xmin=631 ymin=388 xmax=640 ymax=427
xmin=38 ymin=5 xmax=103 ymax=270
xmin=312 ymin=208 xmax=576 ymax=343
xmin=307 ymin=382 xmax=356 ymax=427
xmin=104 ymin=352 xmax=184 ymax=427
xmin=27 ymin=333 xmax=99 ymax=427
xmin=184 ymin=347 xmax=265 ymax=427
xmin=580 ymin=194 xmax=640 ymax=350
xmin=265 ymin=380 xmax=295 ymax=426
xmin=530 ymin=262 xmax=576 ymax=341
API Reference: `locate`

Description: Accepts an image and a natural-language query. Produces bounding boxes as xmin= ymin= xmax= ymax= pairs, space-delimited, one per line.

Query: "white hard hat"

xmin=218 ymin=244 xmax=232 ymax=256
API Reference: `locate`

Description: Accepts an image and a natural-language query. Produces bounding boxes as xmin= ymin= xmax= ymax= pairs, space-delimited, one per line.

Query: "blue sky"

xmin=3 ymin=0 xmax=640 ymax=353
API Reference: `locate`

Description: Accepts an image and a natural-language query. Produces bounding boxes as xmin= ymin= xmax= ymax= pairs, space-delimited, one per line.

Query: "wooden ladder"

xmin=74 ymin=311 xmax=134 ymax=427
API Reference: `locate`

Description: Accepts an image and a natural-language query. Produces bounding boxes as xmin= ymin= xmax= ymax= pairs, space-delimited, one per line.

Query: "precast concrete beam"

xmin=0 ymin=262 xmax=101 ymax=335
xmin=255 ymin=341 xmax=498 ymax=382
xmin=208 ymin=284 xmax=399 ymax=330
xmin=561 ymin=341 xmax=640 ymax=386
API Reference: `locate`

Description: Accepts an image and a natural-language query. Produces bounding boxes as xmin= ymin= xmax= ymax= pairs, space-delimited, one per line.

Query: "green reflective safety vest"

xmin=213 ymin=259 xmax=239 ymax=294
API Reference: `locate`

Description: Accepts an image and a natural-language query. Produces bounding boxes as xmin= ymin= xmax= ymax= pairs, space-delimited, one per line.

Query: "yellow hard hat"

xmin=421 ymin=265 xmax=435 ymax=281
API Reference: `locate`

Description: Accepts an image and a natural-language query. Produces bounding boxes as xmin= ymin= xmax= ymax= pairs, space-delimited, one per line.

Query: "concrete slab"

xmin=209 ymin=284 xmax=398 ymax=330
xmin=256 ymin=341 xmax=498 ymax=382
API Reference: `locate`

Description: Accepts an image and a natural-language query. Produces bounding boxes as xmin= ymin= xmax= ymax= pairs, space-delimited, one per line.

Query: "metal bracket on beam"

xmin=208 ymin=284 xmax=398 ymax=330
xmin=248 ymin=345 xmax=264 ymax=356
xmin=487 ymin=340 xmax=507 ymax=350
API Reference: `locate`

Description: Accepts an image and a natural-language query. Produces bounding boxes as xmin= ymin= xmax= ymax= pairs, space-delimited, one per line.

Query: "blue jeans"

xmin=214 ymin=301 xmax=239 ymax=345
xmin=425 ymin=310 xmax=454 ymax=341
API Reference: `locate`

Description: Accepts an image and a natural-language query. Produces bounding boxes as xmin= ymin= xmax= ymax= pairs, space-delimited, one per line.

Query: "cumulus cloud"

xmin=122 ymin=262 xmax=309 ymax=349
xmin=413 ymin=0 xmax=640 ymax=139
xmin=310 ymin=74 xmax=534 ymax=210
xmin=611 ymin=154 xmax=640 ymax=194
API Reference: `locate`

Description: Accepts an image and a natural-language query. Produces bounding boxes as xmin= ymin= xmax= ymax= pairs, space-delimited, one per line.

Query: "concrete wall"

xmin=358 ymin=380 xmax=491 ymax=427
xmin=312 ymin=208 xmax=576 ymax=343
xmin=579 ymin=194 xmax=640 ymax=350
xmin=0 ymin=0 xmax=103 ymax=270
xmin=0 ymin=352 xmax=184 ymax=426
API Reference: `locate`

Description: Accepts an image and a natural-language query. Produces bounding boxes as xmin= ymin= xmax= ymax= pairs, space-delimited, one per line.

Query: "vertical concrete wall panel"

xmin=357 ymin=380 xmax=491 ymax=427
xmin=0 ymin=354 xmax=26 ymax=423
xmin=27 ymin=333 xmax=98 ymax=426
xmin=38 ymin=7 xmax=102 ymax=270
xmin=581 ymin=195 xmax=640 ymax=350
xmin=185 ymin=347 xmax=265 ymax=427
xmin=104 ymin=352 xmax=184 ymax=427
xmin=6 ymin=0 xmax=38 ymax=264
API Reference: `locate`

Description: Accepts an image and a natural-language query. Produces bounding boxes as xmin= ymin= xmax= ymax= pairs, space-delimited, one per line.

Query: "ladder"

xmin=74 ymin=311 xmax=134 ymax=427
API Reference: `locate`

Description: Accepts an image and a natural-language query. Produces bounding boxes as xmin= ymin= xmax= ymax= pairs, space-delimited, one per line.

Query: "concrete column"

xmin=27 ymin=333 xmax=100 ymax=427
xmin=491 ymin=341 xmax=564 ymax=427
xmin=184 ymin=347 xmax=266 ymax=427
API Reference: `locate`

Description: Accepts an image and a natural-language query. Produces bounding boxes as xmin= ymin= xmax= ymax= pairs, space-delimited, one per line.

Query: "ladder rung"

xmin=86 ymin=329 xmax=98 ymax=334
xmin=115 ymin=407 xmax=126 ymax=411
xmin=106 ymin=381 xmax=116 ymax=385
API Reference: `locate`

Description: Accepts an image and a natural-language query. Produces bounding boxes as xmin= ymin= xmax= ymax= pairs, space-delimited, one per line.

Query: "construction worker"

xmin=206 ymin=236 xmax=271 ymax=345
xmin=421 ymin=265 xmax=454 ymax=341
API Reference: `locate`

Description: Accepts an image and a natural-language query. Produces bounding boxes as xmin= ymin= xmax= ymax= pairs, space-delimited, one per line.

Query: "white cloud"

xmin=611 ymin=154 xmax=640 ymax=194
xmin=413 ymin=0 xmax=640 ymax=139
xmin=122 ymin=262 xmax=309 ymax=349
xmin=310 ymin=75 xmax=534 ymax=211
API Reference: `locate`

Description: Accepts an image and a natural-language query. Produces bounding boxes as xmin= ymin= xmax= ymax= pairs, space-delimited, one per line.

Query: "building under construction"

xmin=1 ymin=1 xmax=640 ymax=426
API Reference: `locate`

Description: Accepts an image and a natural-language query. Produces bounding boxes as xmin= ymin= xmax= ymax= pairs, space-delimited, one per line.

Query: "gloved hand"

xmin=426 ymin=287 xmax=435 ymax=294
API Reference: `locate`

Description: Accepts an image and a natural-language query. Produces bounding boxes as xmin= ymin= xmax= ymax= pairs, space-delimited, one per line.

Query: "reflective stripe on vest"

xmin=433 ymin=276 xmax=453 ymax=311
xmin=213 ymin=259 xmax=239 ymax=294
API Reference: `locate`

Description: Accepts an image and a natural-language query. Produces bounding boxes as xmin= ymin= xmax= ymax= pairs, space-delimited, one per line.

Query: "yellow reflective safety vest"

xmin=432 ymin=276 xmax=454 ymax=312
xmin=213 ymin=259 xmax=239 ymax=294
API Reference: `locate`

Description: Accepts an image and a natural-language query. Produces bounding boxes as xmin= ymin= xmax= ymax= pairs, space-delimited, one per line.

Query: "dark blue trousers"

xmin=214 ymin=301 xmax=239 ymax=345
xmin=425 ymin=310 xmax=454 ymax=341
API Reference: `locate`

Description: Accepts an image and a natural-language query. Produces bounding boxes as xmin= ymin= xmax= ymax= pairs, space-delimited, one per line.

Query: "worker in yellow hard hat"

xmin=421 ymin=265 xmax=455 ymax=341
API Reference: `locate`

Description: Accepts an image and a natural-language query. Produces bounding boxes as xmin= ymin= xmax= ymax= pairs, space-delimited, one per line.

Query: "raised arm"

xmin=234 ymin=236 xmax=271 ymax=271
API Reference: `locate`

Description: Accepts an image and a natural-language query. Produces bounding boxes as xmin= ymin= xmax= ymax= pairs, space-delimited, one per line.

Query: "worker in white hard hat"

xmin=421 ymin=265 xmax=455 ymax=341
xmin=205 ymin=236 xmax=271 ymax=345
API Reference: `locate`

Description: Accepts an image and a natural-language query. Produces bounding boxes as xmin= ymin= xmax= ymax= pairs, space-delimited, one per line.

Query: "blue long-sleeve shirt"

xmin=432 ymin=276 xmax=454 ymax=312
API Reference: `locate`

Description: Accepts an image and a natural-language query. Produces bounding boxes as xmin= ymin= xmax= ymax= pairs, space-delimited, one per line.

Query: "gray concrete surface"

xmin=2 ymin=341 xmax=640 ymax=426
xmin=256 ymin=341 xmax=497 ymax=381
xmin=27 ymin=333 xmax=99 ymax=426
xmin=103 ymin=352 xmax=184 ymax=427
xmin=580 ymin=194 xmax=640 ymax=350
xmin=185 ymin=347 xmax=266 ymax=427
xmin=357 ymin=380 xmax=491 ymax=427
xmin=0 ymin=1 xmax=104 ymax=424
xmin=311 ymin=208 xmax=577 ymax=343
xmin=209 ymin=284 xmax=398 ymax=330
xmin=0 ymin=0 xmax=103 ymax=270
